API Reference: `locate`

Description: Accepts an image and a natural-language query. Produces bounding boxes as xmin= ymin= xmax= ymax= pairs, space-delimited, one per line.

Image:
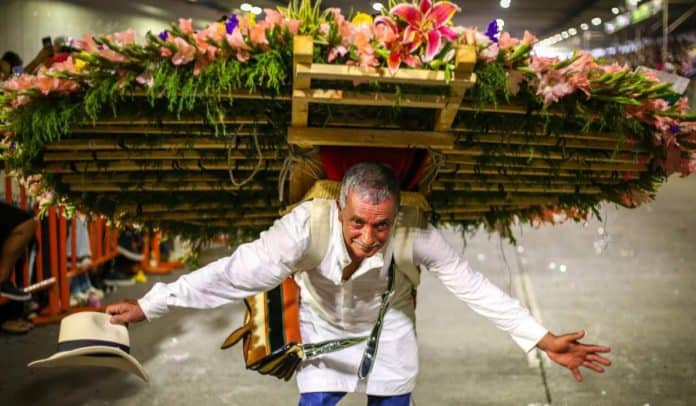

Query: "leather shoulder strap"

xmin=294 ymin=198 xmax=332 ymax=272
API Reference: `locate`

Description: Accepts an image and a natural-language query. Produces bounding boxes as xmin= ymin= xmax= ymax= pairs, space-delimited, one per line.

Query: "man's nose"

xmin=360 ymin=227 xmax=376 ymax=245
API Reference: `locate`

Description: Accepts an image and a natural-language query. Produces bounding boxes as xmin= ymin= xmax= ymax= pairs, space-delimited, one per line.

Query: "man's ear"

xmin=336 ymin=200 xmax=344 ymax=223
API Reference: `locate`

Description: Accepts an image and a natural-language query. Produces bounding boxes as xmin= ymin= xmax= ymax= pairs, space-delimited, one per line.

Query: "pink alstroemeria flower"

xmin=390 ymin=0 xmax=459 ymax=62
xmin=179 ymin=18 xmax=194 ymax=35
xmin=171 ymin=37 xmax=196 ymax=65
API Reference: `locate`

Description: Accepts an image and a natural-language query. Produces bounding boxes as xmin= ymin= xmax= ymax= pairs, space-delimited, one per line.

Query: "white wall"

xmin=0 ymin=0 xmax=223 ymax=65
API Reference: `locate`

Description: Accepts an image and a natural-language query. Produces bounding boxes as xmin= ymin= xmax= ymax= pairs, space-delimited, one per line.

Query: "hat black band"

xmin=58 ymin=339 xmax=130 ymax=354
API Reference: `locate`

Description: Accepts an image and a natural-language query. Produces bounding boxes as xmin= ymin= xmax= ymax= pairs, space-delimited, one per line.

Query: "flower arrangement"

xmin=0 ymin=0 xmax=694 ymax=239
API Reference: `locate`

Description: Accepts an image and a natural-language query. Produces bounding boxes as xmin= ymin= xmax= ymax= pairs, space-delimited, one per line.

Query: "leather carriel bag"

xmin=221 ymin=278 xmax=305 ymax=381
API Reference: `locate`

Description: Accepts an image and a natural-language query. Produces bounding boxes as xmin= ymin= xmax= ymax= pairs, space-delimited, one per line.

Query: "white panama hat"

xmin=28 ymin=311 xmax=149 ymax=381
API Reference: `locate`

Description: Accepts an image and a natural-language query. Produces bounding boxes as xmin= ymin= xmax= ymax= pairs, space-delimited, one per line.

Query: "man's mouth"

xmin=352 ymin=239 xmax=380 ymax=251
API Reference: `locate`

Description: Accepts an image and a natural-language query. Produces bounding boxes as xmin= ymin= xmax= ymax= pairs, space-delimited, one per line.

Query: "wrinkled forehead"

xmin=344 ymin=191 xmax=399 ymax=219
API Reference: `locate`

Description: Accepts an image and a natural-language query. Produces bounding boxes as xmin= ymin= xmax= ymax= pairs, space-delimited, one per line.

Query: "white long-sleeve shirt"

xmin=138 ymin=200 xmax=548 ymax=395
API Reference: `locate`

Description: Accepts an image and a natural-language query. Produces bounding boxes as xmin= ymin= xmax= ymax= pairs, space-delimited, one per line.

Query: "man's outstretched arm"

xmin=106 ymin=202 xmax=313 ymax=325
xmin=536 ymin=330 xmax=612 ymax=382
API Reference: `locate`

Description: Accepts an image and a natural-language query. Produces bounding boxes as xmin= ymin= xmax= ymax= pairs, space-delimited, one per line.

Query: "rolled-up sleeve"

xmin=412 ymin=225 xmax=548 ymax=352
xmin=138 ymin=202 xmax=312 ymax=320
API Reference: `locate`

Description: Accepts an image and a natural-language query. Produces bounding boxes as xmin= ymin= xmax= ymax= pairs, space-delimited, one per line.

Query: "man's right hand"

xmin=105 ymin=300 xmax=146 ymax=325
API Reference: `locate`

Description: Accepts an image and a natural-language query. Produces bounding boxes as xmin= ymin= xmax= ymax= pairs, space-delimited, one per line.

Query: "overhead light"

xmin=240 ymin=3 xmax=252 ymax=12
xmin=591 ymin=17 xmax=602 ymax=26
xmin=561 ymin=31 xmax=569 ymax=39
xmin=611 ymin=7 xmax=620 ymax=15
xmin=580 ymin=23 xmax=589 ymax=30
xmin=251 ymin=6 xmax=262 ymax=15
xmin=568 ymin=27 xmax=577 ymax=36
xmin=500 ymin=0 xmax=511 ymax=9
xmin=372 ymin=2 xmax=384 ymax=11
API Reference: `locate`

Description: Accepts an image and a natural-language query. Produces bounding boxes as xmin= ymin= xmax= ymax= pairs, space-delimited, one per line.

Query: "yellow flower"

xmin=248 ymin=13 xmax=256 ymax=27
xmin=351 ymin=12 xmax=373 ymax=26
xmin=74 ymin=52 xmax=89 ymax=72
xmin=215 ymin=22 xmax=226 ymax=36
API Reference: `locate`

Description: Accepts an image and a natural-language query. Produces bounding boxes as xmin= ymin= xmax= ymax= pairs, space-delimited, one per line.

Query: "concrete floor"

xmin=1 ymin=175 xmax=695 ymax=405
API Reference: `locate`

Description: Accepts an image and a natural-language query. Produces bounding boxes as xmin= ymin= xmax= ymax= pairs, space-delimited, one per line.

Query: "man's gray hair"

xmin=339 ymin=163 xmax=401 ymax=209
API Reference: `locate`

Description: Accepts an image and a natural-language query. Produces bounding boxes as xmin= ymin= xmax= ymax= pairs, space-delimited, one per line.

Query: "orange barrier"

xmin=1 ymin=172 xmax=118 ymax=323
xmin=138 ymin=230 xmax=184 ymax=274
xmin=1 ymin=174 xmax=61 ymax=320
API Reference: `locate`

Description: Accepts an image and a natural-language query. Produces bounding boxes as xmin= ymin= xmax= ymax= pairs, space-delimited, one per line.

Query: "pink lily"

xmin=390 ymin=0 xmax=459 ymax=62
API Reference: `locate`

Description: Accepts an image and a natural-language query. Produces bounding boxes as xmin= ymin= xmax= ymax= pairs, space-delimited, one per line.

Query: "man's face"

xmin=338 ymin=190 xmax=397 ymax=262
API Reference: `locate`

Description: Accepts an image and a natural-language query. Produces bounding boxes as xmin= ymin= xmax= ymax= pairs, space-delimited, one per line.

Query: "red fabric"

xmin=46 ymin=53 xmax=69 ymax=67
xmin=319 ymin=147 xmax=427 ymax=191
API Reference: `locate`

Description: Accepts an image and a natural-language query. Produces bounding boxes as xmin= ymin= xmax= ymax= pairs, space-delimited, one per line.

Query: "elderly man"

xmin=107 ymin=162 xmax=611 ymax=405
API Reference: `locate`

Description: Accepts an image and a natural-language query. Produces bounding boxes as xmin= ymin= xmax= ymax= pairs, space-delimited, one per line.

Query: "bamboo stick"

xmin=47 ymin=160 xmax=284 ymax=173
xmin=81 ymin=115 xmax=269 ymax=126
xmin=69 ymin=127 xmax=263 ymax=135
xmin=445 ymin=147 xmax=644 ymax=164
xmin=133 ymin=210 xmax=281 ymax=221
xmin=436 ymin=174 xmax=624 ymax=186
xmin=68 ymin=183 xmax=268 ymax=192
xmin=439 ymin=164 xmax=640 ymax=179
xmin=61 ymin=173 xmax=230 ymax=183
xmin=46 ymin=137 xmax=278 ymax=151
xmin=454 ymin=132 xmax=646 ymax=152
xmin=44 ymin=150 xmax=280 ymax=162
xmin=429 ymin=194 xmax=560 ymax=207
xmin=174 ymin=218 xmax=273 ymax=228
xmin=130 ymin=89 xmax=291 ymax=101
xmin=443 ymin=156 xmax=648 ymax=172
xmin=116 ymin=200 xmax=281 ymax=213
xmin=437 ymin=204 xmax=547 ymax=213
xmin=430 ymin=182 xmax=602 ymax=194
xmin=458 ymin=103 xmax=566 ymax=117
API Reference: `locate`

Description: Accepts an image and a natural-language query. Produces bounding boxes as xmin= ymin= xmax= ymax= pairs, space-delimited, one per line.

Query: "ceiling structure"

xmin=182 ymin=0 xmax=695 ymax=51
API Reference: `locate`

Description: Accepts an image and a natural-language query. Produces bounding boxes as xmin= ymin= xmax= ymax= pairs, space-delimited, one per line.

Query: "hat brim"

xmin=28 ymin=345 xmax=149 ymax=382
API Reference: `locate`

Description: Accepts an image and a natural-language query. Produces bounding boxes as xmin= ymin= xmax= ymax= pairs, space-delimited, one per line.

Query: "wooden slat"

xmin=296 ymin=63 xmax=473 ymax=86
xmin=292 ymin=35 xmax=313 ymax=127
xmin=435 ymin=44 xmax=477 ymax=131
xmin=293 ymin=88 xmax=448 ymax=108
xmin=288 ymin=127 xmax=455 ymax=149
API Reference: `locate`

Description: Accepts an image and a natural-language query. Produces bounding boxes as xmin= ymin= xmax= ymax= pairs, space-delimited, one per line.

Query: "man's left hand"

xmin=537 ymin=330 xmax=611 ymax=382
